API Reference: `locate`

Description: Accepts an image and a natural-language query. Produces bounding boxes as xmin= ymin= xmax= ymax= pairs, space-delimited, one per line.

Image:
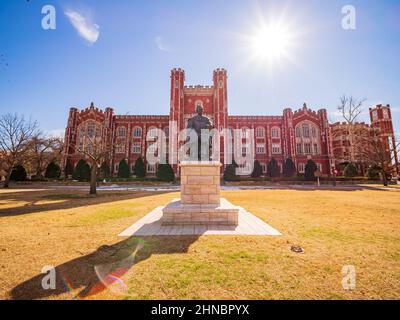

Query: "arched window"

xmin=271 ymin=127 xmax=280 ymax=138
xmin=133 ymin=127 xmax=142 ymax=138
xmin=295 ymin=121 xmax=320 ymax=155
xmin=256 ymin=127 xmax=265 ymax=138
xmin=117 ymin=126 xmax=126 ymax=137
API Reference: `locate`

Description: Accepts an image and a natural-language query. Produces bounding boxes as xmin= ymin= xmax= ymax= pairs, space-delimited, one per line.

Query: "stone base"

xmin=162 ymin=198 xmax=239 ymax=226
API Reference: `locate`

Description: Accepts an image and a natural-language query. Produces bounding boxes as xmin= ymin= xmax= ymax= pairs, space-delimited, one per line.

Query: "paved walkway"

xmin=119 ymin=204 xmax=281 ymax=237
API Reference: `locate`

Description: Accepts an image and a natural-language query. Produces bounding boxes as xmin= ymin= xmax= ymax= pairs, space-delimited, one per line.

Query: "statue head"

xmin=196 ymin=105 xmax=204 ymax=116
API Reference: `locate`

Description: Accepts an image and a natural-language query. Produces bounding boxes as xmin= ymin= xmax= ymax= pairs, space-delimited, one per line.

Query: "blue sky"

xmin=0 ymin=0 xmax=399 ymax=136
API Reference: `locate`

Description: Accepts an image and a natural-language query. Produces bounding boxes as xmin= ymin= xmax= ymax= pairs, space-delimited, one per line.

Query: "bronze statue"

xmin=187 ymin=105 xmax=214 ymax=161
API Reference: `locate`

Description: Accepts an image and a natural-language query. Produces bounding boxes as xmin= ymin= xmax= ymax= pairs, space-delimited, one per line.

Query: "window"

xmin=256 ymin=127 xmax=265 ymax=138
xmin=383 ymin=109 xmax=389 ymax=119
xmin=296 ymin=143 xmax=302 ymax=155
xmin=261 ymin=163 xmax=267 ymax=173
xmin=311 ymin=127 xmax=316 ymax=138
xmin=115 ymin=144 xmax=125 ymax=154
xmin=256 ymin=143 xmax=265 ymax=154
xmin=272 ymin=143 xmax=281 ymax=154
xmin=115 ymin=164 xmax=119 ymax=173
xmin=164 ymin=127 xmax=169 ymax=138
xmin=372 ymin=111 xmax=378 ymax=121
xmin=147 ymin=163 xmax=157 ymax=174
xmin=302 ymin=124 xmax=310 ymax=138
xmin=175 ymin=80 xmax=179 ymax=88
xmin=238 ymin=162 xmax=252 ymax=175
xmin=313 ymin=144 xmax=319 ymax=155
xmin=118 ymin=126 xmax=126 ymax=137
xmin=271 ymin=127 xmax=280 ymax=138
xmin=242 ymin=146 xmax=248 ymax=155
xmin=219 ymin=80 xmax=224 ymax=88
xmin=132 ymin=142 xmax=141 ymax=154
xmin=298 ymin=163 xmax=305 ymax=173
xmin=296 ymin=127 xmax=301 ymax=138
xmin=87 ymin=122 xmax=95 ymax=137
xmin=133 ymin=127 xmax=142 ymax=138
xmin=316 ymin=163 xmax=323 ymax=172
xmin=304 ymin=143 xmax=312 ymax=155
xmin=241 ymin=128 xmax=249 ymax=139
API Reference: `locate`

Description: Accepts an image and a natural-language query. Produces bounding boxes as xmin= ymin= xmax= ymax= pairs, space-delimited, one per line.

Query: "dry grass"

xmin=0 ymin=186 xmax=399 ymax=300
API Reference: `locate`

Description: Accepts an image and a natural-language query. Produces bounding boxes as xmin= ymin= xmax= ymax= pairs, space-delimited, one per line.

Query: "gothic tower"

xmin=370 ymin=104 xmax=399 ymax=174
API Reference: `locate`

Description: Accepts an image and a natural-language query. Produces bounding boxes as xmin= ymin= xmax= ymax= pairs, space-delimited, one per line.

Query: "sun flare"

xmin=250 ymin=22 xmax=293 ymax=63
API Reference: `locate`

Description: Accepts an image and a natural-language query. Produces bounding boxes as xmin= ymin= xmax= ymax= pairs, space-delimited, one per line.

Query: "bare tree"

xmin=78 ymin=131 xmax=109 ymax=195
xmin=0 ymin=114 xmax=39 ymax=188
xmin=337 ymin=95 xmax=367 ymax=163
xmin=28 ymin=136 xmax=64 ymax=177
xmin=359 ymin=128 xmax=399 ymax=186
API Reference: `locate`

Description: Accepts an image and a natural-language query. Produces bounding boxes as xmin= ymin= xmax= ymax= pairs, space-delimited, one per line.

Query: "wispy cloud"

xmin=155 ymin=36 xmax=172 ymax=52
xmin=64 ymin=9 xmax=100 ymax=45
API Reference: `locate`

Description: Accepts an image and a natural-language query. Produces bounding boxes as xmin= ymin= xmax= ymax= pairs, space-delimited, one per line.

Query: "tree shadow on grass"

xmin=10 ymin=235 xmax=199 ymax=300
xmin=0 ymin=190 xmax=175 ymax=217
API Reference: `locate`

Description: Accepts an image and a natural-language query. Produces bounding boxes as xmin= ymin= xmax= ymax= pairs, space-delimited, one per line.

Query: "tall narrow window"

xmin=296 ymin=127 xmax=301 ymax=138
xmin=313 ymin=144 xmax=319 ymax=155
xmin=296 ymin=143 xmax=302 ymax=155
xmin=304 ymin=143 xmax=311 ymax=155
xmin=87 ymin=122 xmax=95 ymax=138
xmin=302 ymin=124 xmax=310 ymax=138
xmin=133 ymin=127 xmax=142 ymax=138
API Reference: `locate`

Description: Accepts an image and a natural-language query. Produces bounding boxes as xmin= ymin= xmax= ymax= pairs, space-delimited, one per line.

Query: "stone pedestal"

xmin=162 ymin=161 xmax=239 ymax=226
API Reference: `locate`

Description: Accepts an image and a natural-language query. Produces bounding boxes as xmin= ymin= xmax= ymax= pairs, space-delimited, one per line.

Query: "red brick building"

xmin=62 ymin=68 xmax=398 ymax=177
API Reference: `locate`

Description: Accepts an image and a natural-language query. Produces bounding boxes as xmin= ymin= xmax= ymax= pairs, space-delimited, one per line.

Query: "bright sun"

xmin=251 ymin=22 xmax=293 ymax=63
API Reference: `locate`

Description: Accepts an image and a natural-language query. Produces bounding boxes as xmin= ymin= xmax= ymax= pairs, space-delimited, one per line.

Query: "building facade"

xmin=62 ymin=69 xmax=398 ymax=177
